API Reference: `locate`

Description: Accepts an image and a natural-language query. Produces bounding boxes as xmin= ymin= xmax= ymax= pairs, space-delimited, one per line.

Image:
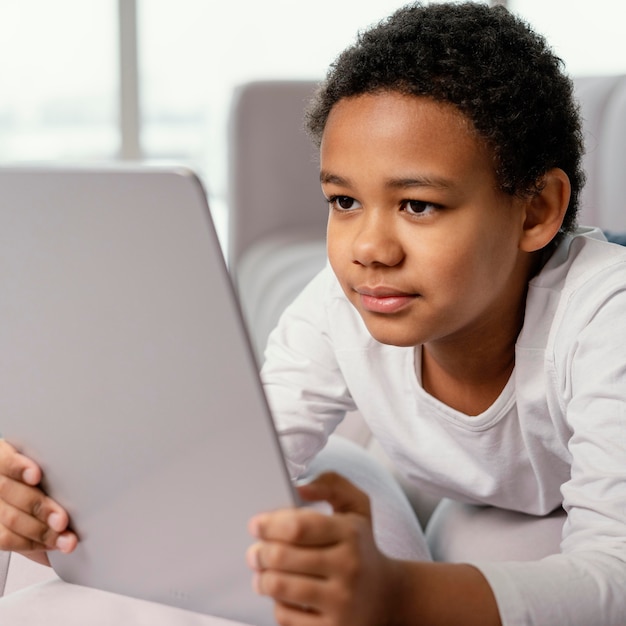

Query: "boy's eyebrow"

xmin=320 ymin=171 xmax=351 ymax=186
xmin=385 ymin=175 xmax=454 ymax=190
xmin=320 ymin=170 xmax=454 ymax=190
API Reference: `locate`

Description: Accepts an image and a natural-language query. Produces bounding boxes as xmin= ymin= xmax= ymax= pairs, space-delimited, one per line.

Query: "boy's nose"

xmin=351 ymin=213 xmax=404 ymax=267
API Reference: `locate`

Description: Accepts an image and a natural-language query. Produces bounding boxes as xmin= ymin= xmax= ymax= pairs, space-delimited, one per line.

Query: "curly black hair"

xmin=306 ymin=2 xmax=585 ymax=235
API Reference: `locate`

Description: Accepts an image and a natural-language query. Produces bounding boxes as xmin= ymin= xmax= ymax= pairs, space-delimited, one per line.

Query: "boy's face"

xmin=321 ymin=91 xmax=532 ymax=349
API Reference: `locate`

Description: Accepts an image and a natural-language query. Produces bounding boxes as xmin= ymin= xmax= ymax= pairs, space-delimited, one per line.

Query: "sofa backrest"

xmin=575 ymin=75 xmax=626 ymax=231
xmin=227 ymin=81 xmax=323 ymax=269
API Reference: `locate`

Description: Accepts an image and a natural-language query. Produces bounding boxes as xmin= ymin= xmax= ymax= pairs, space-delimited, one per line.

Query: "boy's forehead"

xmin=324 ymin=92 xmax=474 ymax=134
xmin=320 ymin=92 xmax=494 ymax=183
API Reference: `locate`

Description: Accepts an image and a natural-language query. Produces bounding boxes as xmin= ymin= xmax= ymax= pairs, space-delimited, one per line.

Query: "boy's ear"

xmin=519 ymin=168 xmax=571 ymax=252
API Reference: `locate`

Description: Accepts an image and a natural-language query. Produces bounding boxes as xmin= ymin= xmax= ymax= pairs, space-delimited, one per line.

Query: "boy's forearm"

xmin=388 ymin=560 xmax=502 ymax=626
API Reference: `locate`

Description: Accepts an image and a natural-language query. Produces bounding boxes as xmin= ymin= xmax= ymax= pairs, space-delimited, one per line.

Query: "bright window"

xmin=0 ymin=1 xmax=118 ymax=161
xmin=509 ymin=0 xmax=626 ymax=76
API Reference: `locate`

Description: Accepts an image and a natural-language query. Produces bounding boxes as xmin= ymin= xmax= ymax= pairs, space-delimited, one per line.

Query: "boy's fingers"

xmin=0 ymin=440 xmax=77 ymax=554
xmin=0 ymin=499 xmax=70 ymax=550
xmin=0 ymin=439 xmax=42 ymax=485
xmin=297 ymin=472 xmax=372 ymax=519
xmin=253 ymin=569 xmax=324 ymax=617
xmin=247 ymin=540 xmax=335 ymax=579
xmin=0 ymin=504 xmax=54 ymax=551
xmin=0 ymin=527 xmax=74 ymax=555
xmin=0 ymin=474 xmax=68 ymax=529
xmin=250 ymin=508 xmax=345 ymax=546
xmin=0 ymin=525 xmax=48 ymax=554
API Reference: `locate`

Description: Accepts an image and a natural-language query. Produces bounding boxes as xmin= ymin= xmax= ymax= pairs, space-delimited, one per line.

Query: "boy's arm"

xmin=0 ymin=439 xmax=77 ymax=562
xmin=248 ymin=472 xmax=501 ymax=626
xmin=392 ymin=561 xmax=501 ymax=626
xmin=262 ymin=267 xmax=357 ymax=479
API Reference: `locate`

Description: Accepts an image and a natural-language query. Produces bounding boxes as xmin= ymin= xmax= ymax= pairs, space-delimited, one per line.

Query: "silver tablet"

xmin=0 ymin=165 xmax=296 ymax=625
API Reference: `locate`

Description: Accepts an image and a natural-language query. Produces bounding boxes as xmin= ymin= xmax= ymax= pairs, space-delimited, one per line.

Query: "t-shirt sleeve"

xmin=261 ymin=266 xmax=356 ymax=479
xmin=476 ymin=276 xmax=626 ymax=626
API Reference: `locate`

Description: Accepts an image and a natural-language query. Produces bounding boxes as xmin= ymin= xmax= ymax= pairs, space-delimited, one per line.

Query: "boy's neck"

xmin=420 ymin=294 xmax=525 ymax=416
xmin=421 ymin=344 xmax=516 ymax=416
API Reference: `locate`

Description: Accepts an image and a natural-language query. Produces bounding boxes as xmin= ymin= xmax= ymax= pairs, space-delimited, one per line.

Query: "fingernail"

xmin=56 ymin=534 xmax=74 ymax=553
xmin=48 ymin=513 xmax=65 ymax=532
xmin=248 ymin=516 xmax=261 ymax=538
xmin=246 ymin=544 xmax=261 ymax=570
xmin=252 ymin=572 xmax=261 ymax=595
xmin=22 ymin=468 xmax=38 ymax=485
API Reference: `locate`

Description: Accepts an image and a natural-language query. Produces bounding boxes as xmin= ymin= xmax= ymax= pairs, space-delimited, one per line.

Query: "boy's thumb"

xmin=296 ymin=471 xmax=372 ymax=520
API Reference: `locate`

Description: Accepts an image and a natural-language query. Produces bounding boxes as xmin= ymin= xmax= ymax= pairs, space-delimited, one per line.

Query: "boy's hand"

xmin=0 ymin=439 xmax=77 ymax=565
xmin=247 ymin=472 xmax=400 ymax=626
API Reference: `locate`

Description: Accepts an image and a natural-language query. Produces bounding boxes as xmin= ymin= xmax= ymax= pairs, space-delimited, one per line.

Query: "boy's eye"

xmin=402 ymin=200 xmax=439 ymax=215
xmin=328 ymin=195 xmax=362 ymax=211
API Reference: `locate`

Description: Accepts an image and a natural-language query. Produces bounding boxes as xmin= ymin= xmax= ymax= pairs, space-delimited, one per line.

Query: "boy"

xmin=245 ymin=2 xmax=626 ymax=625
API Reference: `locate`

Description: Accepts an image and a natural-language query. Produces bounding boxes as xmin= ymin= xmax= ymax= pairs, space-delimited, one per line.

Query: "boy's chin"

xmin=362 ymin=320 xmax=422 ymax=348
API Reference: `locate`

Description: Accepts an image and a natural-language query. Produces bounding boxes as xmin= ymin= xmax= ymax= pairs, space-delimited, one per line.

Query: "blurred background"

xmin=1 ymin=0 xmax=625 ymax=248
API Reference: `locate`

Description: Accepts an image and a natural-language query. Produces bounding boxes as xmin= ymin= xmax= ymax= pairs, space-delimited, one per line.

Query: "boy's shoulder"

xmin=520 ymin=228 xmax=626 ymax=353
xmin=532 ymin=227 xmax=626 ymax=294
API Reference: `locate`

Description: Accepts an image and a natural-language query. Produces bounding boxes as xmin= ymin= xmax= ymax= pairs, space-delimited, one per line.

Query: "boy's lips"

xmin=355 ymin=286 xmax=419 ymax=314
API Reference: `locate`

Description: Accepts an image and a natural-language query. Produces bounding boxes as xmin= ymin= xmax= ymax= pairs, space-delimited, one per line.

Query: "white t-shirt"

xmin=261 ymin=227 xmax=626 ymax=625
